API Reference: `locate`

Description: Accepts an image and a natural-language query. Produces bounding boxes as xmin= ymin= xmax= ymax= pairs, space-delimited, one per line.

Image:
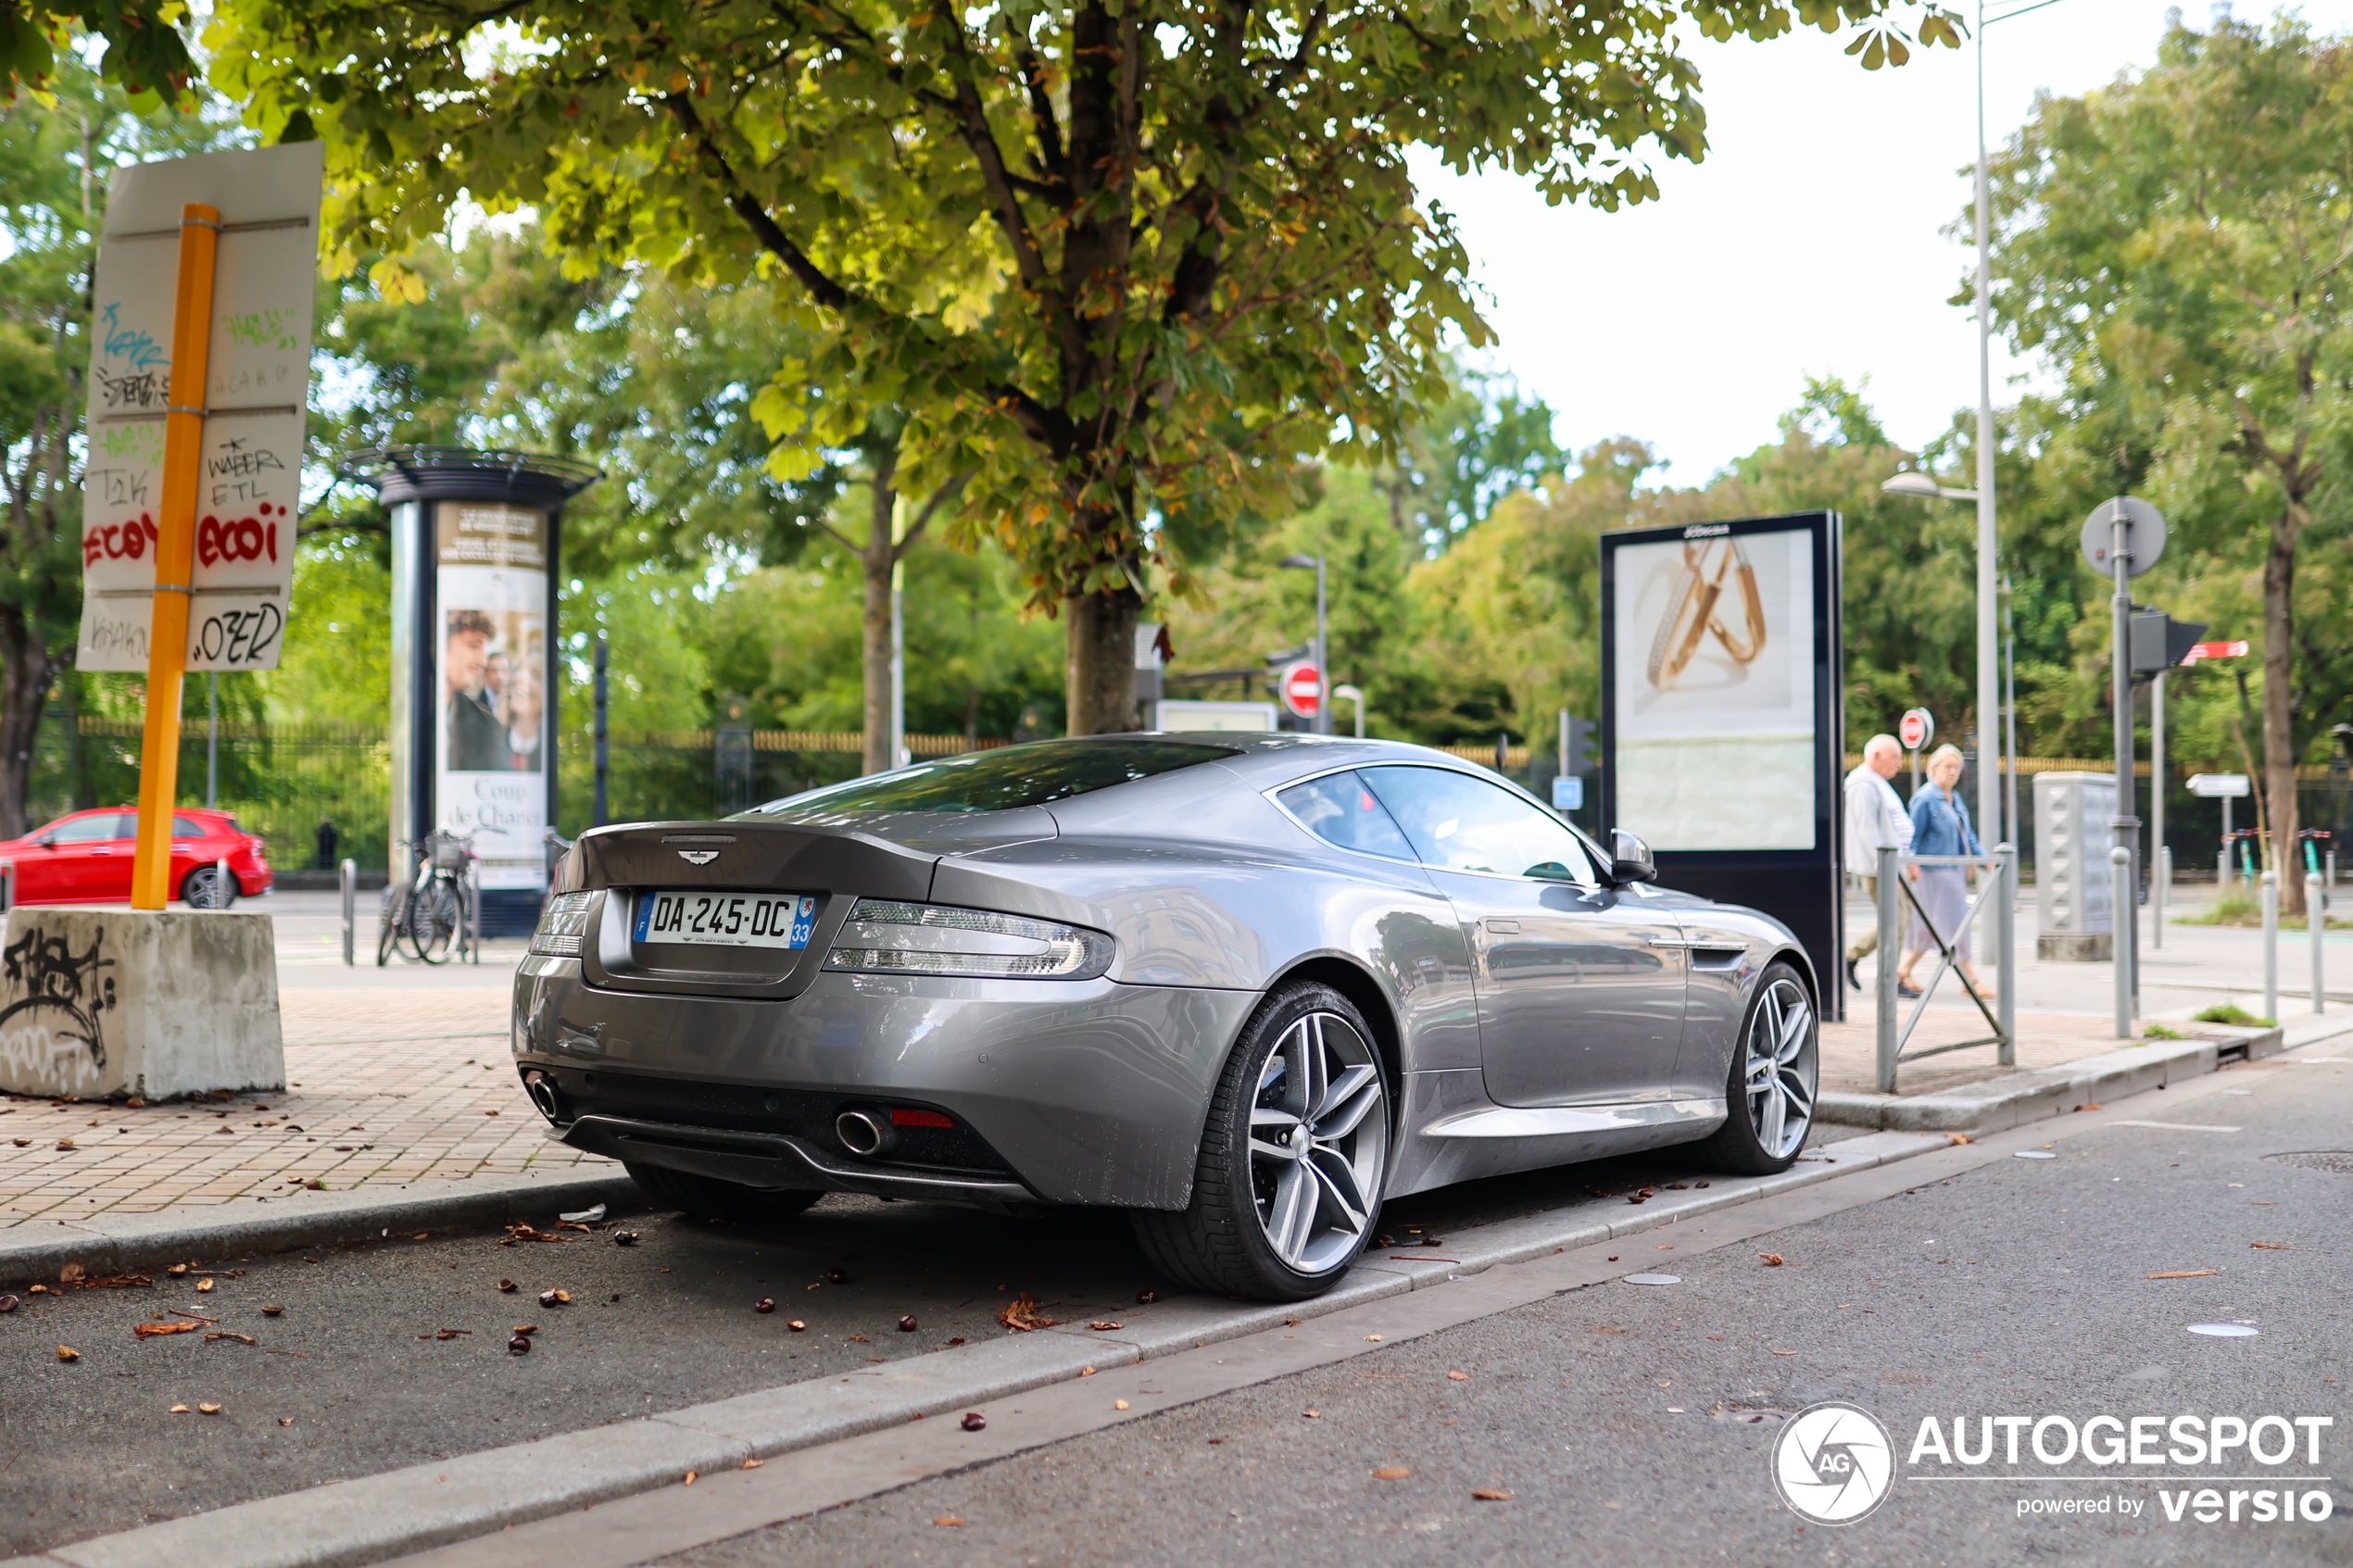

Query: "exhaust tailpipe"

xmin=835 ymin=1108 xmax=899 ymax=1157
xmin=524 ymin=1072 xmax=565 ymax=1123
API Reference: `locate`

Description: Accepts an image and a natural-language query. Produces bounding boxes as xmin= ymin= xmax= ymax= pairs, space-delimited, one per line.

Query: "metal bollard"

xmin=2153 ymin=846 xmax=2171 ymax=950
xmin=1876 ymin=844 xmax=1900 ymax=1094
xmin=2111 ymin=846 xmax=2133 ymax=1038
xmin=2310 ymin=871 xmax=2325 ymax=1014
xmin=467 ymin=863 xmax=482 ymax=966
xmin=2261 ymin=869 xmax=2279 ymax=1023
xmin=214 ymin=857 xmax=231 ymax=909
xmin=340 ymin=858 xmax=356 ymax=966
xmin=0 ymin=859 xmax=13 ymax=914
xmin=2219 ymin=847 xmax=2232 ymax=893
xmin=1995 ymin=844 xmax=2017 ymax=1065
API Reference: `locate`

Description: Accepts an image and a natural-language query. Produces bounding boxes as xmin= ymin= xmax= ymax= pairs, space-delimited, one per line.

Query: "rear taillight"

xmin=530 ymin=892 xmax=594 ymax=957
xmin=823 ymin=900 xmax=1114 ymax=981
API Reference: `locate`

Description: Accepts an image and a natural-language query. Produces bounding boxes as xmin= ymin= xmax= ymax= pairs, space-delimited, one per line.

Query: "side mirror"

xmin=1608 ymin=828 xmax=1656 ymax=884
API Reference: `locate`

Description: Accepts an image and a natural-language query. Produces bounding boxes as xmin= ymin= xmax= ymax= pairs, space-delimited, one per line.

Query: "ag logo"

xmin=1770 ymin=1401 xmax=1894 ymax=1524
xmin=676 ymin=850 xmax=719 ymax=866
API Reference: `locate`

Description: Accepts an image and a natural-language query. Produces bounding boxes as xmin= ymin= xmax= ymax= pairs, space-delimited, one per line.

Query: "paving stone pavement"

xmin=0 ymin=978 xmax=609 ymax=1227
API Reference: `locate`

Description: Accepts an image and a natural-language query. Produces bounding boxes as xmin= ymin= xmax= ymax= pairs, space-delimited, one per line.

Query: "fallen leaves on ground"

xmin=2147 ymin=1270 xmax=2220 ymax=1279
xmin=206 ymin=1332 xmax=258 ymax=1346
xmin=933 ymin=1517 xmax=964 ymax=1527
xmin=1472 ymin=1488 xmax=1513 ymax=1501
xmin=260 ymin=1305 xmax=284 ymax=1316
xmin=1136 ymin=1289 xmax=1158 ymax=1305
xmin=1589 ymin=1325 xmax=1627 ymax=1335
xmin=2251 ymin=1242 xmax=2290 ymax=1250
xmin=1447 ymin=1371 xmax=1469 ymax=1381
xmin=681 ymin=1471 xmax=696 ymax=1486
xmin=1088 ymin=1320 xmax=1124 ymax=1332
xmin=56 ymin=1345 xmax=78 ymax=1361
xmin=1759 ymin=1254 xmax=1785 ymax=1267
xmin=73 ymin=1273 xmax=152 ymax=1290
xmin=195 ymin=1279 xmax=214 ymax=1293
xmin=197 ymin=1404 xmax=220 ymax=1415
xmin=59 ymin=1262 xmax=83 ymax=1285
xmin=1945 ymin=1133 xmax=1975 ymax=1145
xmin=997 ymin=1292 xmax=1056 ymax=1332
xmin=170 ymin=1404 xmax=189 ymax=1413
xmin=502 ymin=1224 xmax=565 ymax=1246
xmin=1302 ymin=1410 xmax=1320 ymax=1419
xmin=1114 ymin=1399 xmax=1129 ymax=1411
xmin=55 ymin=1138 xmax=73 ymax=1150
xmin=538 ymin=1289 xmax=571 ymax=1307
xmin=134 ymin=1320 xmax=204 ymax=1338
xmin=1372 ymin=1466 xmax=1411 ymax=1480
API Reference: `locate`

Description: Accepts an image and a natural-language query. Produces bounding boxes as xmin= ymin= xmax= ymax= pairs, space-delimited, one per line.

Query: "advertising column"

xmin=434 ymin=501 xmax=551 ymax=891
xmin=1601 ymin=511 xmax=1844 ymax=1014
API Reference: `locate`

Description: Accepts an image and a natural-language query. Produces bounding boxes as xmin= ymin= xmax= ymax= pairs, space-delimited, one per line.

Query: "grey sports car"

xmin=514 ymin=734 xmax=1819 ymax=1301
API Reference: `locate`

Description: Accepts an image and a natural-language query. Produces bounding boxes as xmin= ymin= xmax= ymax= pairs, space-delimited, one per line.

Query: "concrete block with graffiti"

xmin=0 ymin=909 xmax=283 ymax=1099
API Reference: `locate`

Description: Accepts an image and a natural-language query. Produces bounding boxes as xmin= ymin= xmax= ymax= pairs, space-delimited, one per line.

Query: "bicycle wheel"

xmin=409 ymin=878 xmax=461 ymax=964
xmin=377 ymin=884 xmax=409 ymax=967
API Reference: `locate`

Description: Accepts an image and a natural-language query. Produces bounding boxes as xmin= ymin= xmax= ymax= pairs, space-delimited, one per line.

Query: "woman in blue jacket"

xmin=1896 ymin=744 xmax=1992 ymax=1001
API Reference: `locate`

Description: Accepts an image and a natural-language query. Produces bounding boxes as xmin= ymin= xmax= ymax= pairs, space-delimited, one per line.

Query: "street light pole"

xmin=1973 ymin=0 xmax=2001 ymax=877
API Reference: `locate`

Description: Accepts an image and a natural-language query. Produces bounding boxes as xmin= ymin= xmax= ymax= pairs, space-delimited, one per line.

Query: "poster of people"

xmin=434 ymin=503 xmax=549 ymax=890
xmin=1609 ymin=522 xmax=1818 ymax=851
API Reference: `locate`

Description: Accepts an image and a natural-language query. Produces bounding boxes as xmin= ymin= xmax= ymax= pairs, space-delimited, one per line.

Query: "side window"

xmin=1359 ymin=767 xmax=1598 ymax=884
xmin=172 ymin=815 xmax=208 ymax=839
xmin=1276 ymin=771 xmax=1416 ymax=861
xmin=46 ymin=813 xmax=128 ymax=845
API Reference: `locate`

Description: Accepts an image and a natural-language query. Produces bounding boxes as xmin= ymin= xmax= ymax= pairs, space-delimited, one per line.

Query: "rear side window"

xmin=45 ymin=813 xmax=129 ymax=844
xmin=1277 ymin=771 xmax=1415 ymax=861
xmin=754 ymin=738 xmax=1239 ymax=816
xmin=173 ymin=816 xmax=210 ymax=838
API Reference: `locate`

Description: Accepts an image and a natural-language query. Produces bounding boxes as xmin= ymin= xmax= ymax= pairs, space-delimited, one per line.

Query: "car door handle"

xmin=1644 ymin=935 xmax=1698 ymax=947
xmin=1484 ymin=920 xmax=1521 ymax=935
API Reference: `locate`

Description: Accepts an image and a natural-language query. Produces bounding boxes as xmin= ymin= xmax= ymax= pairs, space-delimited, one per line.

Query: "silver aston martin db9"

xmin=514 ymin=734 xmax=1819 ymax=1301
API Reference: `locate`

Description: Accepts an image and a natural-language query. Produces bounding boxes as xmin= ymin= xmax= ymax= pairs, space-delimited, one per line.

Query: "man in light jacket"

xmin=1843 ymin=733 xmax=1916 ymax=991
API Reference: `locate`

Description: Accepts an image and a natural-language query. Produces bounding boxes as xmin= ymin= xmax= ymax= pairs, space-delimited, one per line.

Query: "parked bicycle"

xmin=378 ymin=831 xmax=475 ymax=966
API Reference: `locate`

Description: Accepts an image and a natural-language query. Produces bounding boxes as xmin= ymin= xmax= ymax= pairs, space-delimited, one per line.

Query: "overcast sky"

xmin=1411 ymin=1 xmax=2353 ymax=485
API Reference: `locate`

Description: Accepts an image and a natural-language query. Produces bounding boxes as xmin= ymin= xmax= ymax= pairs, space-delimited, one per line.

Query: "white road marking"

xmin=2110 ymin=1120 xmax=2243 ymax=1133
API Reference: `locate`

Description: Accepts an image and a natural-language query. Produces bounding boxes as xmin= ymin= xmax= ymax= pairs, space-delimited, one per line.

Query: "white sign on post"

xmin=78 ymin=142 xmax=324 ymax=673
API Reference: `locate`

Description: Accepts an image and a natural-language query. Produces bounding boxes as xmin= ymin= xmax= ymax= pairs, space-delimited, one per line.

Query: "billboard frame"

xmin=1600 ymin=509 xmax=1844 ymax=1020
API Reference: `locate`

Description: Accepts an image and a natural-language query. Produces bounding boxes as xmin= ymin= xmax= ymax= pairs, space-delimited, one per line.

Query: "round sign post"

xmin=2082 ymin=495 xmax=2168 ymax=1039
xmin=1278 ymin=660 xmax=1323 ymax=721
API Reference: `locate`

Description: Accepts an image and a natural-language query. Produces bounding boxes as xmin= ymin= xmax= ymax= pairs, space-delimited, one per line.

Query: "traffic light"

xmin=2130 ymin=610 xmax=2207 ymax=676
xmin=1562 ymin=714 xmax=1597 ymax=777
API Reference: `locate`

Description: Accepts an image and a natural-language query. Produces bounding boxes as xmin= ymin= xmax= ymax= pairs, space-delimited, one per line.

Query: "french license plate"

xmin=633 ymin=890 xmax=818 ymax=950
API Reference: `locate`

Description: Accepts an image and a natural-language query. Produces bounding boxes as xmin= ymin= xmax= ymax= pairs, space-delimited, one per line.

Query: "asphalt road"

xmin=0 ymin=1123 xmax=1866 ymax=1557
xmin=652 ymin=1055 xmax=2353 ymax=1568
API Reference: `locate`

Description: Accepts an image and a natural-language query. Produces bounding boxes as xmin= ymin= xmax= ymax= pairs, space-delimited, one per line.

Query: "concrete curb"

xmin=1814 ymin=1016 xmax=2334 ymax=1133
xmin=0 ymin=1168 xmax=638 ymax=1286
xmin=0 ymin=1127 xmax=1965 ymax=1568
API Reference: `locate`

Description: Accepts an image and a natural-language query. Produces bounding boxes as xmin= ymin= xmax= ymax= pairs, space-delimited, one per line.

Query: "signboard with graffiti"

xmin=76 ymin=142 xmax=324 ymax=672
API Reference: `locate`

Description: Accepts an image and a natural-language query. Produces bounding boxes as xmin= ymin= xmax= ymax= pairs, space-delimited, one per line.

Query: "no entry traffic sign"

xmin=2186 ymin=640 xmax=2250 ymax=661
xmin=1279 ymin=660 xmax=1322 ymax=720
xmin=1898 ymin=708 xmax=1934 ymax=752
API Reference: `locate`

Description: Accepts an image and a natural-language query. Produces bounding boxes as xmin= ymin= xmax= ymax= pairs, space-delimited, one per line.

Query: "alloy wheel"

xmin=1247 ymin=1010 xmax=1388 ymax=1274
xmin=1743 ymin=976 xmax=1816 ymax=1160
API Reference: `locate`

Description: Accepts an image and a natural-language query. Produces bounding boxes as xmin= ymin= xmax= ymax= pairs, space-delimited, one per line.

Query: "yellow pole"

xmin=130 ymin=203 xmax=219 ymax=910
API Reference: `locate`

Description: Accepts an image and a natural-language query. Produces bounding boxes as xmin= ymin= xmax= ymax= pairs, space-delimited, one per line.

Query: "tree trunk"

xmin=861 ymin=449 xmax=898 ymax=775
xmin=0 ymin=606 xmax=53 ymax=840
xmin=2262 ymin=499 xmax=2301 ymax=918
xmin=1064 ymin=585 xmax=1140 ymax=736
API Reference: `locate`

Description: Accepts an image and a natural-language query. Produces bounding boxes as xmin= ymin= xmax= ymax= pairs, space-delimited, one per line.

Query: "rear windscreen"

xmin=745 ymin=738 xmax=1239 ymax=816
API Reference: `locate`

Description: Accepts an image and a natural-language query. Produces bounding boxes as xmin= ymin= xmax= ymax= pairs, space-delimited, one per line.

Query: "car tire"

xmin=182 ymin=866 xmax=236 ymax=909
xmin=1700 ymin=960 xmax=1818 ymax=1175
xmin=623 ymin=1161 xmax=824 ymax=1224
xmin=1130 ymin=981 xmax=1390 ymax=1302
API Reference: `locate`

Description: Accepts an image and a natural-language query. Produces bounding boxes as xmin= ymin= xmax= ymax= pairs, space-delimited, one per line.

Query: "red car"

xmin=0 ymin=807 xmax=272 ymax=907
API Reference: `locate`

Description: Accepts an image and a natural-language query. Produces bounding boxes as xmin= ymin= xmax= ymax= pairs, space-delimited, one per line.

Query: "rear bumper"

xmin=552 ymin=1114 xmax=1038 ymax=1210
xmin=511 ymin=959 xmax=1262 ymax=1210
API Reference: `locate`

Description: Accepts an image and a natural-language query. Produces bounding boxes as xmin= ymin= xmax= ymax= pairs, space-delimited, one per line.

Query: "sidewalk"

xmin=0 ymin=962 xmax=587 ymax=1228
